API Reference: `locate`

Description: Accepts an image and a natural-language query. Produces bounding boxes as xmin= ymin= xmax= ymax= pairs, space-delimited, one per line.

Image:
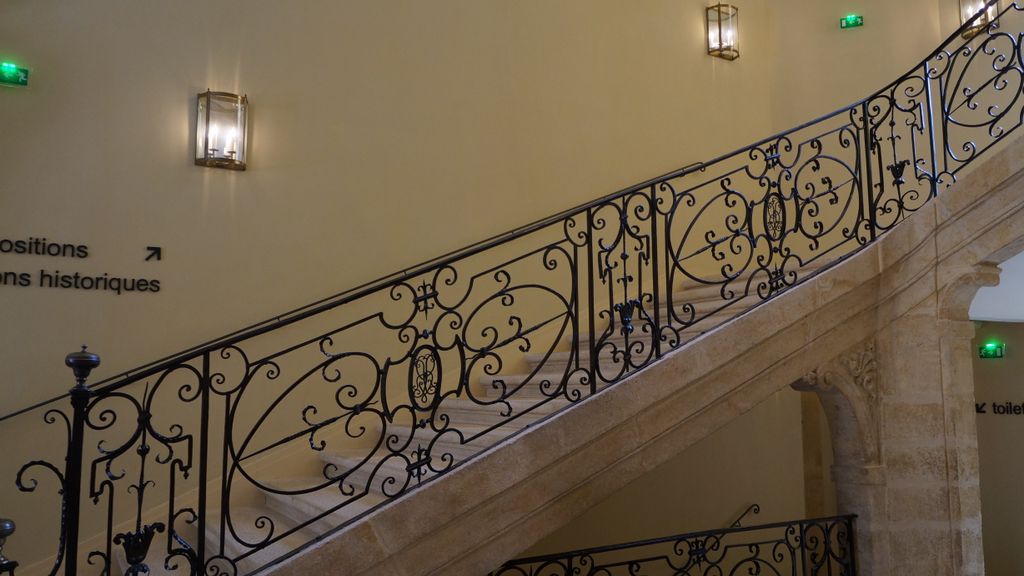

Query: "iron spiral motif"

xmin=3 ymin=1 xmax=1023 ymax=574
xmin=489 ymin=515 xmax=857 ymax=576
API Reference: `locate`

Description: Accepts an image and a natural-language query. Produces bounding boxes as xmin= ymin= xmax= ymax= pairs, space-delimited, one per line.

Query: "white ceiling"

xmin=970 ymin=251 xmax=1024 ymax=322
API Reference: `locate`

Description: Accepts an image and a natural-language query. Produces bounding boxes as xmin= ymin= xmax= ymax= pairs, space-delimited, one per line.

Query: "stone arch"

xmin=937 ymin=263 xmax=1000 ymax=322
xmin=792 ymin=339 xmax=885 ymax=576
xmin=793 ymin=340 xmax=880 ymax=470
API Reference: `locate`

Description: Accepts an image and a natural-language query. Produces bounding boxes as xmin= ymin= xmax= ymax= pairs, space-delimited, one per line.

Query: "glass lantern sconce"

xmin=960 ymin=0 xmax=999 ymax=39
xmin=195 ymin=90 xmax=248 ymax=170
xmin=707 ymin=4 xmax=739 ymax=61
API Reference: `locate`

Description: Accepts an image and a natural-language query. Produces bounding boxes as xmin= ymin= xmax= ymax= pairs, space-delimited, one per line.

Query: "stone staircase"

xmin=112 ymin=277 xmax=779 ymax=576
xmin=256 ymin=130 xmax=1024 ymax=576
xmin=60 ymin=129 xmax=1024 ymax=576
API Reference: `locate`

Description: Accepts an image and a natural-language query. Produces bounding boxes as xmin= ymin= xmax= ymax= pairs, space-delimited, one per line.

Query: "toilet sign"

xmin=0 ymin=63 xmax=28 ymax=87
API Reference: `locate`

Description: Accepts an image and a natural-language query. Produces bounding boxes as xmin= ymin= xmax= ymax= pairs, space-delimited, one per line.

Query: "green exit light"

xmin=840 ymin=14 xmax=864 ymax=29
xmin=0 ymin=62 xmax=29 ymax=87
xmin=979 ymin=342 xmax=1005 ymax=359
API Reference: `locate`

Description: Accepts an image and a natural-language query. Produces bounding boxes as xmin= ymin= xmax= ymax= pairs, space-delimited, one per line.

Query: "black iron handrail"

xmin=2 ymin=2 xmax=1017 ymax=575
xmin=729 ymin=503 xmax=761 ymax=529
xmin=489 ymin=514 xmax=857 ymax=576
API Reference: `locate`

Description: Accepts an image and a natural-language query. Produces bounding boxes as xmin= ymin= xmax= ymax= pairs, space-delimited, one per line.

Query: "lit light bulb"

xmin=208 ymin=124 xmax=220 ymax=154
xmin=709 ymin=27 xmax=735 ymax=49
xmin=225 ymin=128 xmax=237 ymax=157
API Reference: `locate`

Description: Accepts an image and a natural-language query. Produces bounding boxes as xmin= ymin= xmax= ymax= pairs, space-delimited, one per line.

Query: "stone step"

xmin=434 ymin=395 xmax=572 ymax=427
xmin=402 ymin=423 xmax=527 ymax=461
xmin=521 ymin=301 xmax=755 ymax=374
xmin=318 ymin=422 xmax=527 ymax=489
xmin=202 ymin=506 xmax=316 ymax=576
xmin=264 ymin=479 xmax=388 ymax=536
xmin=109 ymin=507 xmax=307 ymax=576
xmin=319 ymin=451 xmax=420 ymax=494
xmin=577 ymin=268 xmax=821 ymax=330
xmin=475 ymin=370 xmax=599 ymax=399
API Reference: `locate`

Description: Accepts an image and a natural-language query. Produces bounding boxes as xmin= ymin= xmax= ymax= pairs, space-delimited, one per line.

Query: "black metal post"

xmin=63 ymin=347 xmax=100 ymax=576
xmin=848 ymin=515 xmax=859 ymax=575
xmin=649 ymin=184 xmax=662 ymax=360
xmin=0 ymin=518 xmax=17 ymax=575
xmin=860 ymin=101 xmax=878 ymax=241
xmin=586 ymin=207 xmax=597 ymax=395
xmin=196 ymin=352 xmax=211 ymax=575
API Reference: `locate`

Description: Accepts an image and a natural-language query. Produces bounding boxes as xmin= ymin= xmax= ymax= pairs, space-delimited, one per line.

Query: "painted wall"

xmin=0 ymin=0 xmax=960 ymax=412
xmin=972 ymin=321 xmax=1024 ymax=576
xmin=0 ymin=0 xmax=782 ymax=412
xmin=767 ymin=0 xmax=951 ymax=133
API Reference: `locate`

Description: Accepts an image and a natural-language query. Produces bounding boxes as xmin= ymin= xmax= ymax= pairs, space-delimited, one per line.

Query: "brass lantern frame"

xmin=706 ymin=4 xmax=739 ymax=61
xmin=195 ymin=90 xmax=249 ymax=171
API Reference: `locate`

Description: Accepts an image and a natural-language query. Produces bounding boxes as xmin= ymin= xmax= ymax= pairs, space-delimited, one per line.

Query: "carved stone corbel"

xmin=793 ymin=339 xmax=881 ymax=468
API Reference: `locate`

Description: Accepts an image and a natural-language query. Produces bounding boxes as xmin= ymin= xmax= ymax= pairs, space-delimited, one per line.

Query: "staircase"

xmin=2 ymin=2 xmax=1020 ymax=575
xmin=118 ymin=277 xmax=774 ymax=576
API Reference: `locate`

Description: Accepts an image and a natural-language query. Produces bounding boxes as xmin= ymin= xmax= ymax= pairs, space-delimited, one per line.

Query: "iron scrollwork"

xmin=490 ymin=515 xmax=857 ymax=576
xmin=3 ymin=1 xmax=1022 ymax=573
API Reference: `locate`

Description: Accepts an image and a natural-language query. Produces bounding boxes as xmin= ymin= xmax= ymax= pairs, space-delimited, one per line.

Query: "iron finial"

xmin=65 ymin=346 xmax=101 ymax=389
xmin=0 ymin=518 xmax=15 ymax=564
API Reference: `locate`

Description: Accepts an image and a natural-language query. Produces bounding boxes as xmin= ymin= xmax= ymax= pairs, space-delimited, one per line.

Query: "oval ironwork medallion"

xmin=409 ymin=346 xmax=442 ymax=411
xmin=763 ymin=193 xmax=786 ymax=241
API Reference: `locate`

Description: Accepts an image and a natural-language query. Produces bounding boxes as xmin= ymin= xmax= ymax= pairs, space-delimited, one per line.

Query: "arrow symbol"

xmin=976 ymin=402 xmax=988 ymax=414
xmin=145 ymin=246 xmax=162 ymax=261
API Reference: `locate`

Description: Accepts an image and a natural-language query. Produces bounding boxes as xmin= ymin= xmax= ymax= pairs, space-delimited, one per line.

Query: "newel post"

xmin=63 ymin=347 xmax=100 ymax=576
xmin=0 ymin=518 xmax=17 ymax=575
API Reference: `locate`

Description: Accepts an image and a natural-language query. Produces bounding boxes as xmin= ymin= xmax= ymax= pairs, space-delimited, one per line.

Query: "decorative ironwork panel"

xmin=490 ymin=515 xmax=857 ymax=576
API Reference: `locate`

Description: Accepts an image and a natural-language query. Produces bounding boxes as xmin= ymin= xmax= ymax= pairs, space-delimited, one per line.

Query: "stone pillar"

xmin=872 ymin=294 xmax=976 ymax=576
xmin=933 ymin=264 xmax=999 ymax=576
xmin=873 ymin=258 xmax=996 ymax=576
xmin=935 ymin=317 xmax=984 ymax=576
xmin=795 ymin=255 xmax=996 ymax=576
xmin=831 ymin=464 xmax=887 ymax=576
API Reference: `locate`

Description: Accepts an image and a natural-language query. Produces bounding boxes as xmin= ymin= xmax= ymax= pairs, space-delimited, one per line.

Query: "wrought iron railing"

xmin=489 ymin=515 xmax=857 ymax=576
xmin=1 ymin=1 xmax=1020 ymax=574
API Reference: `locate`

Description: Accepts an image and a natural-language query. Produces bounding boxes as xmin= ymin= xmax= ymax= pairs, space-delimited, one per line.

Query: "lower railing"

xmin=489 ymin=515 xmax=857 ymax=576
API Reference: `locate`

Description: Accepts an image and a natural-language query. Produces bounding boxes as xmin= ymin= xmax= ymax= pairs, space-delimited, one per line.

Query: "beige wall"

xmin=768 ymin=0 xmax=949 ymax=132
xmin=523 ymin=388 xmax=835 ymax=556
xmin=972 ymin=321 xmax=1024 ymax=576
xmin=0 ymin=0 xmax=782 ymax=412
xmin=0 ymin=0 xmax=961 ymax=411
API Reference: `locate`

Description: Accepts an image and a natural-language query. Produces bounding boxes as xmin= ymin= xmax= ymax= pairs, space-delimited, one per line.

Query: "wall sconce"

xmin=195 ymin=90 xmax=248 ymax=170
xmin=960 ymin=0 xmax=999 ymax=39
xmin=707 ymin=4 xmax=739 ymax=61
